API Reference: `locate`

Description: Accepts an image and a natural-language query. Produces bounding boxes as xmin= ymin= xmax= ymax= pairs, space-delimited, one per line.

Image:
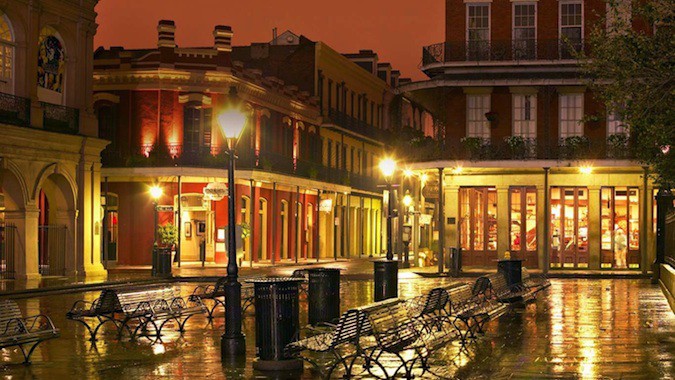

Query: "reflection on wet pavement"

xmin=1 ymin=278 xmax=673 ymax=379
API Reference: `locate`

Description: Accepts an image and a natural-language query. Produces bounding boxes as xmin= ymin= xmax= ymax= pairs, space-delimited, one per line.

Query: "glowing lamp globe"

xmin=217 ymin=109 xmax=247 ymax=145
xmin=403 ymin=194 xmax=413 ymax=207
xmin=379 ymin=158 xmax=397 ymax=178
xmin=149 ymin=185 xmax=163 ymax=200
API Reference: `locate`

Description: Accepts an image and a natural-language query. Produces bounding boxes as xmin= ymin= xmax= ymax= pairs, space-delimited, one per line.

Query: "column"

xmin=5 ymin=206 xmax=40 ymax=281
xmin=496 ymin=186 xmax=510 ymax=259
xmin=78 ymin=160 xmax=106 ymax=277
xmin=536 ymin=186 xmax=547 ymax=269
xmin=588 ymin=186 xmax=601 ymax=270
xmin=445 ymin=185 xmax=460 ymax=257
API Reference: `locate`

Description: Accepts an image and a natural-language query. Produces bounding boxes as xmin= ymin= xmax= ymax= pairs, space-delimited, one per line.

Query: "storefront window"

xmin=551 ymin=187 xmax=588 ymax=268
xmin=510 ymin=187 xmax=537 ymax=267
xmin=601 ymin=187 xmax=640 ymax=269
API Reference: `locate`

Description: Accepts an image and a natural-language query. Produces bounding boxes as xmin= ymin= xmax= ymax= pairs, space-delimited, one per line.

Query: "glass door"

xmin=550 ymin=187 xmax=589 ymax=268
xmin=460 ymin=187 xmax=498 ymax=267
xmin=509 ymin=187 xmax=537 ymax=267
xmin=601 ymin=187 xmax=640 ymax=269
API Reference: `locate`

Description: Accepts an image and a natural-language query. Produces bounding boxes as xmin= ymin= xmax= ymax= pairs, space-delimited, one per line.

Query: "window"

xmin=607 ymin=110 xmax=627 ymax=136
xmin=513 ymin=94 xmax=537 ymax=138
xmin=467 ymin=94 xmax=491 ymax=139
xmin=560 ymin=1 xmax=583 ymax=58
xmin=467 ymin=4 xmax=490 ymax=60
xmin=327 ymin=80 xmax=333 ymax=111
xmin=0 ymin=14 xmax=14 ymax=93
xmin=183 ymin=105 xmax=212 ymax=153
xmin=97 ymin=105 xmax=117 ymax=142
xmin=37 ymin=26 xmax=65 ymax=103
xmin=513 ymin=3 xmax=536 ymax=59
xmin=601 ymin=187 xmax=640 ymax=268
xmin=559 ymin=93 xmax=583 ymax=138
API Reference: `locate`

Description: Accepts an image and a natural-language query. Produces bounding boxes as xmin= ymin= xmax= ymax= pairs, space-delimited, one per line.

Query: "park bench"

xmin=481 ymin=272 xmax=537 ymax=304
xmin=285 ymin=308 xmax=371 ymax=378
xmin=189 ymin=277 xmax=255 ymax=320
xmin=0 ymin=299 xmax=59 ymax=364
xmin=440 ymin=281 xmax=507 ymax=343
xmin=68 ymin=286 xmax=205 ymax=342
xmin=520 ymin=267 xmax=551 ymax=295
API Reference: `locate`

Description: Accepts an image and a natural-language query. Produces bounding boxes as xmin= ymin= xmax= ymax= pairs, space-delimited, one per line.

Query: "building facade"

xmin=400 ymin=0 xmax=656 ymax=271
xmin=0 ymin=0 xmax=106 ymax=280
xmin=94 ymin=22 xmax=397 ymax=267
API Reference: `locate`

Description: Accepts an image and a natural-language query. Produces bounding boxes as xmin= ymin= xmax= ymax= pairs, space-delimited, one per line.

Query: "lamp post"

xmin=217 ymin=86 xmax=248 ymax=359
xmin=373 ymin=157 xmax=398 ymax=301
xmin=402 ymin=193 xmax=413 ymax=268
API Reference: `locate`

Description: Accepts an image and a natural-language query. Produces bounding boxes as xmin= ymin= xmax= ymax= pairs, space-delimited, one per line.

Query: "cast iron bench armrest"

xmin=122 ymin=301 xmax=152 ymax=317
xmin=0 ymin=317 xmax=28 ymax=336
xmin=21 ymin=314 xmax=58 ymax=333
xmin=66 ymin=299 xmax=100 ymax=317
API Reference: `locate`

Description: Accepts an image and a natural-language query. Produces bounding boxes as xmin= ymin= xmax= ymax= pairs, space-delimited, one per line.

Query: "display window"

xmin=460 ymin=187 xmax=497 ymax=266
xmin=601 ymin=187 xmax=640 ymax=269
xmin=509 ymin=187 xmax=537 ymax=267
xmin=550 ymin=187 xmax=588 ymax=268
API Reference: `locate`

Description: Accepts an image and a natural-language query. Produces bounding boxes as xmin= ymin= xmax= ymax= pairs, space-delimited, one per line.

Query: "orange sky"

xmin=94 ymin=0 xmax=445 ymax=81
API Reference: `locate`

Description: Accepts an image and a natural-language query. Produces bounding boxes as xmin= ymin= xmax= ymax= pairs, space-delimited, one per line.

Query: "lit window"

xmin=607 ymin=110 xmax=627 ymax=136
xmin=183 ymin=104 xmax=212 ymax=153
xmin=559 ymin=93 xmax=584 ymax=138
xmin=0 ymin=14 xmax=13 ymax=90
xmin=467 ymin=94 xmax=491 ymax=139
xmin=513 ymin=94 xmax=537 ymax=138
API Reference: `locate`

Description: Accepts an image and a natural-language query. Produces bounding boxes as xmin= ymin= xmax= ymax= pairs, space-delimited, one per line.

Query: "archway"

xmin=0 ymin=167 xmax=26 ymax=279
xmin=37 ymin=172 xmax=76 ymax=276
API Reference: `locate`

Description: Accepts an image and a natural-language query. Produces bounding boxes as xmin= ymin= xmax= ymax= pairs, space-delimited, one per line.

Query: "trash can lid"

xmin=306 ymin=267 xmax=342 ymax=272
xmin=245 ymin=277 xmax=305 ymax=283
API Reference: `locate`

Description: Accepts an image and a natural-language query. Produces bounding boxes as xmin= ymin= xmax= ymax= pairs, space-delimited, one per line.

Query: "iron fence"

xmin=665 ymin=211 xmax=675 ymax=268
xmin=0 ymin=224 xmax=16 ymax=279
xmin=38 ymin=225 xmax=67 ymax=277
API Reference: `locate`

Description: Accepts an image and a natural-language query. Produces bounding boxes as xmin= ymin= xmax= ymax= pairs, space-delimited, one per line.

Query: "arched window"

xmin=0 ymin=13 xmax=14 ymax=94
xmin=183 ymin=103 xmax=212 ymax=153
xmin=37 ymin=26 xmax=65 ymax=103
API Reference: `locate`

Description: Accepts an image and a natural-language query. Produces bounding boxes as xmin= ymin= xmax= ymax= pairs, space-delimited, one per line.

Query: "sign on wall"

xmin=319 ymin=198 xmax=333 ymax=212
xmin=203 ymin=182 xmax=228 ymax=201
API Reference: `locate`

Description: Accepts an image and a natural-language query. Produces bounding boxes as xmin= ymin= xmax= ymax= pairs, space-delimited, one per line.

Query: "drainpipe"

xmin=543 ymin=167 xmax=550 ymax=274
xmin=438 ymin=167 xmax=445 ymax=274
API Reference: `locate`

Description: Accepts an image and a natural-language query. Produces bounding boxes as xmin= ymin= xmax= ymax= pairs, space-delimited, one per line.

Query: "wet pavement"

xmin=1 ymin=277 xmax=673 ymax=379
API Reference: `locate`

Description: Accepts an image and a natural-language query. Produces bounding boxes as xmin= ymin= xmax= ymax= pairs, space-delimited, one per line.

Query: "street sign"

xmin=204 ymin=182 xmax=228 ymax=201
xmin=319 ymin=198 xmax=333 ymax=212
xmin=156 ymin=205 xmax=174 ymax=212
xmin=422 ymin=184 xmax=440 ymax=199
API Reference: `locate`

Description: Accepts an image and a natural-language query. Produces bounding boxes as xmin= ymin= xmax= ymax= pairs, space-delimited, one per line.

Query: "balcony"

xmin=101 ymin=145 xmax=380 ymax=193
xmin=398 ymin=136 xmax=635 ymax=162
xmin=422 ymin=39 xmax=588 ymax=67
xmin=0 ymin=91 xmax=79 ymax=135
xmin=327 ymin=109 xmax=389 ymax=142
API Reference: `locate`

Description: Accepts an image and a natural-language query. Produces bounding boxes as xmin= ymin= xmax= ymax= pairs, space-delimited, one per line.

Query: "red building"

xmin=400 ymin=0 xmax=657 ymax=271
xmin=95 ymin=21 xmax=396 ymax=267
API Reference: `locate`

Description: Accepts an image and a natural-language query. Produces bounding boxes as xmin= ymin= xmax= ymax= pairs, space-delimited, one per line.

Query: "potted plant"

xmin=504 ymin=135 xmax=526 ymax=158
xmin=460 ymin=136 xmax=487 ymax=160
xmin=560 ymin=135 xmax=590 ymax=159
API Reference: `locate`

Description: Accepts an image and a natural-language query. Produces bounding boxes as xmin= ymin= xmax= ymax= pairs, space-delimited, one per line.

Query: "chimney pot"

xmin=214 ymin=25 xmax=234 ymax=52
xmin=157 ymin=20 xmax=176 ymax=48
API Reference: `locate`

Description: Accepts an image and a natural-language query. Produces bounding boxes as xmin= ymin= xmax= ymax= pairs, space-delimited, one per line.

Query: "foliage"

xmin=560 ymin=135 xmax=590 ymax=159
xmin=239 ymin=222 xmax=251 ymax=239
xmin=607 ymin=133 xmax=630 ymax=159
xmin=460 ymin=137 xmax=488 ymax=160
xmin=580 ymin=0 xmax=674 ymax=186
xmin=157 ymin=222 xmax=178 ymax=247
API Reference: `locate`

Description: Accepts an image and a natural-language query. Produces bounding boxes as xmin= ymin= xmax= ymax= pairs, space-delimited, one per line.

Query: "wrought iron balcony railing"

xmin=398 ymin=136 xmax=635 ymax=162
xmin=0 ymin=92 xmax=30 ymax=127
xmin=327 ymin=109 xmax=390 ymax=141
xmin=422 ymin=39 xmax=588 ymax=66
xmin=42 ymin=102 xmax=79 ymax=135
xmin=102 ymin=145 xmax=381 ymax=193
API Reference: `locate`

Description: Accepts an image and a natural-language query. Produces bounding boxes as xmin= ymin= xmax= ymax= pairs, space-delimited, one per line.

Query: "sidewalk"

xmin=0 ymin=256 xmax=650 ymax=298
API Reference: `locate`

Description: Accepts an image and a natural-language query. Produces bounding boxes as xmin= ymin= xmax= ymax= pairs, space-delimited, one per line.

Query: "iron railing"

xmin=422 ymin=39 xmax=588 ymax=66
xmin=666 ymin=211 xmax=675 ymax=268
xmin=0 ymin=92 xmax=30 ymax=127
xmin=0 ymin=224 xmax=16 ymax=279
xmin=42 ymin=102 xmax=79 ymax=135
xmin=399 ymin=137 xmax=636 ymax=162
xmin=327 ymin=109 xmax=390 ymax=141
xmin=38 ymin=225 xmax=67 ymax=277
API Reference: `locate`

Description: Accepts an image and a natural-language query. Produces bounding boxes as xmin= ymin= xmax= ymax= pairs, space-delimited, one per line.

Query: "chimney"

xmin=272 ymin=27 xmax=278 ymax=45
xmin=157 ymin=20 xmax=176 ymax=48
xmin=214 ymin=25 xmax=233 ymax=52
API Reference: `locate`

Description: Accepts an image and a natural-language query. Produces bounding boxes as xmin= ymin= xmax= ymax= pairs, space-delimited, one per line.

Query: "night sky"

xmin=94 ymin=0 xmax=445 ymax=81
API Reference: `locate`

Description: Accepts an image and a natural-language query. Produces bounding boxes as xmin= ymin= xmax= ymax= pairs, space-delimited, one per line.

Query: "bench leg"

xmin=70 ymin=318 xmax=96 ymax=342
xmin=18 ymin=342 xmax=42 ymax=364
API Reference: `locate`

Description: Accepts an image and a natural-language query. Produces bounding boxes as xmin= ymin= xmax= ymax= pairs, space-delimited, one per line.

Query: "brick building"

xmin=94 ymin=22 xmax=429 ymax=267
xmin=400 ymin=0 xmax=656 ymax=271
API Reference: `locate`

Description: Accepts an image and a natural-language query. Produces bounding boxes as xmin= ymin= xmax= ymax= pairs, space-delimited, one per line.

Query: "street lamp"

xmin=217 ymin=86 xmax=248 ymax=359
xmin=374 ymin=157 xmax=398 ymax=301
xmin=401 ymin=193 xmax=413 ymax=268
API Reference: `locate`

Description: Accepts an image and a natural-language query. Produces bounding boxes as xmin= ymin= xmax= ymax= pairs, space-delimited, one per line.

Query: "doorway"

xmin=509 ymin=187 xmax=538 ymax=267
xmin=258 ymin=198 xmax=268 ymax=261
xmin=280 ymin=200 xmax=289 ymax=260
xmin=550 ymin=187 xmax=589 ymax=268
xmin=601 ymin=187 xmax=640 ymax=269
xmin=459 ymin=187 xmax=498 ymax=267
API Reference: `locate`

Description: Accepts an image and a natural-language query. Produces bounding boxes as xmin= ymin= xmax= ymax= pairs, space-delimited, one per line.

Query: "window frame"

xmin=512 ymin=2 xmax=537 ymax=59
xmin=512 ymin=93 xmax=537 ymax=139
xmin=558 ymin=93 xmax=584 ymax=138
xmin=466 ymin=93 xmax=491 ymax=139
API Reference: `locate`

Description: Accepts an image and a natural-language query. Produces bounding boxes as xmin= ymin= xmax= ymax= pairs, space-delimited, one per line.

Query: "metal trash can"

xmin=373 ymin=260 xmax=398 ymax=301
xmin=152 ymin=247 xmax=172 ymax=277
xmin=498 ymin=259 xmax=523 ymax=287
xmin=249 ymin=277 xmax=304 ymax=371
xmin=308 ymin=268 xmax=341 ymax=325
xmin=450 ymin=248 xmax=463 ymax=276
